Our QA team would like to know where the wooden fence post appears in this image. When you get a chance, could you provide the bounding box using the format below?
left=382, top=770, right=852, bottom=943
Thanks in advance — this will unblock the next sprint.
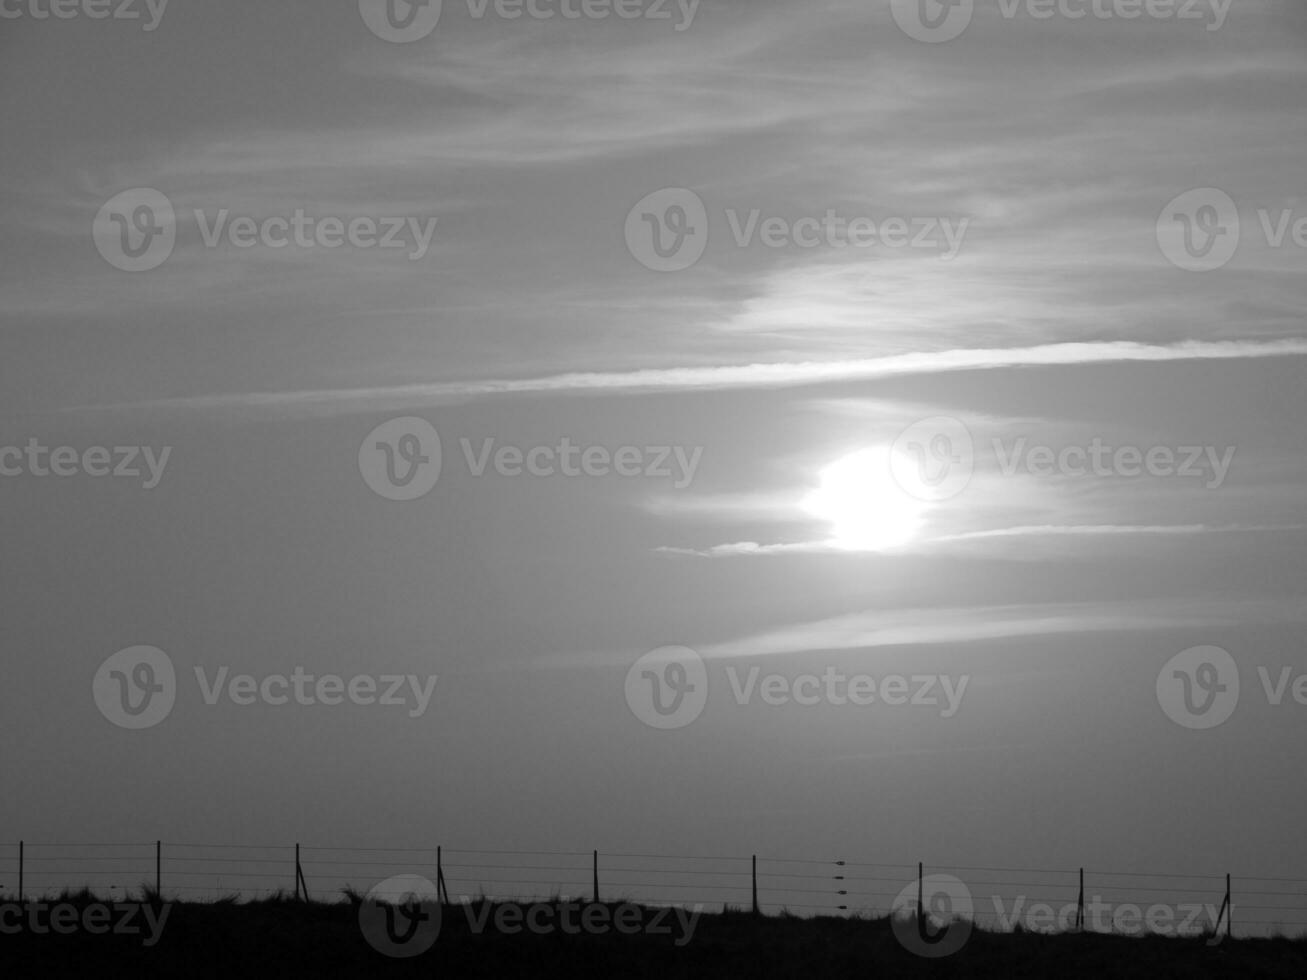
left=17, top=841, right=22, bottom=902
left=917, top=862, right=924, bottom=925
left=592, top=850, right=599, bottom=904
left=1226, top=873, right=1232, bottom=941
left=437, top=846, right=451, bottom=904
left=751, top=855, right=759, bottom=915
left=1076, top=868, right=1084, bottom=931
left=156, top=840, right=161, bottom=895
left=1208, top=872, right=1232, bottom=944
left=294, top=844, right=309, bottom=901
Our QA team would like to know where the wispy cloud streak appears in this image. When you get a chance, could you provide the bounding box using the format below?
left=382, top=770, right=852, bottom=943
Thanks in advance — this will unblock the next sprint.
left=526, top=596, right=1307, bottom=669
left=658, top=524, right=1307, bottom=559
left=98, top=339, right=1307, bottom=414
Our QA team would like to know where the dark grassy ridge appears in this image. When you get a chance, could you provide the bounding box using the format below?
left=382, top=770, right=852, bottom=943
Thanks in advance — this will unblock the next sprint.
left=1, top=891, right=1305, bottom=978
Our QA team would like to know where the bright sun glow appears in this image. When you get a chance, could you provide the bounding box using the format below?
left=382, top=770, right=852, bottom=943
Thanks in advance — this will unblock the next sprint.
left=801, top=447, right=926, bottom=551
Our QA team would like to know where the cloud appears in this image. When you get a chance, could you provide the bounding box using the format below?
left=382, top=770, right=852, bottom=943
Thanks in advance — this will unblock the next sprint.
left=699, top=597, right=1307, bottom=660
left=526, top=595, right=1307, bottom=668
left=657, top=524, right=1307, bottom=559
left=929, top=523, right=1307, bottom=542
left=657, top=540, right=842, bottom=558
left=94, top=339, right=1307, bottom=415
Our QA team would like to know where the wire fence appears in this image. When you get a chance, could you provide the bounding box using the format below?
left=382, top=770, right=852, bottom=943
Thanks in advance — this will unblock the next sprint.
left=1, top=841, right=1305, bottom=938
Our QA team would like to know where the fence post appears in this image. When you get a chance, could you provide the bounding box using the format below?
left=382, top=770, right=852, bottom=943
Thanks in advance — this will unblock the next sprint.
left=592, top=850, right=599, bottom=904
left=437, top=846, right=450, bottom=904
left=294, top=844, right=309, bottom=901
left=917, top=862, right=924, bottom=925
left=752, top=855, right=759, bottom=915
left=1076, top=868, right=1084, bottom=931
left=17, top=841, right=22, bottom=902
left=1208, top=872, right=1232, bottom=944
left=156, top=840, right=161, bottom=895
left=1226, top=873, right=1232, bottom=941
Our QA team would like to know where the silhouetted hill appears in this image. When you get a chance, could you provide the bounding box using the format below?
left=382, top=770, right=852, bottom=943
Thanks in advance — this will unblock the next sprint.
left=1, top=892, right=1303, bottom=978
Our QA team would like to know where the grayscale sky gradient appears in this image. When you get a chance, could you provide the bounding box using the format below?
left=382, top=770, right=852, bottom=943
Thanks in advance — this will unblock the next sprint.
left=2, top=0, right=1306, bottom=881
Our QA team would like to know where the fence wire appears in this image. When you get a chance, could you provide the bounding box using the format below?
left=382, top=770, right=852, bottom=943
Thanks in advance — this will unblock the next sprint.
left=1, top=842, right=1304, bottom=937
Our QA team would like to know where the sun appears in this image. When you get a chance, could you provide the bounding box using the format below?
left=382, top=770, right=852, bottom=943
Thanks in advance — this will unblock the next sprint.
left=801, top=447, right=926, bottom=551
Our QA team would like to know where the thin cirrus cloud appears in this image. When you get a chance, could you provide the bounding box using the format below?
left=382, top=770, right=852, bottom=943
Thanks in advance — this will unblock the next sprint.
left=102, top=338, right=1307, bottom=414
left=7, top=0, right=1305, bottom=403
left=655, top=525, right=1307, bottom=561
left=696, top=596, right=1307, bottom=662
left=526, top=595, right=1307, bottom=669
left=927, top=524, right=1307, bottom=542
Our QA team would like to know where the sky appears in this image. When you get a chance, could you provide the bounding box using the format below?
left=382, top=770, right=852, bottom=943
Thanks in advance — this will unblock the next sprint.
left=2, top=0, right=1307, bottom=911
